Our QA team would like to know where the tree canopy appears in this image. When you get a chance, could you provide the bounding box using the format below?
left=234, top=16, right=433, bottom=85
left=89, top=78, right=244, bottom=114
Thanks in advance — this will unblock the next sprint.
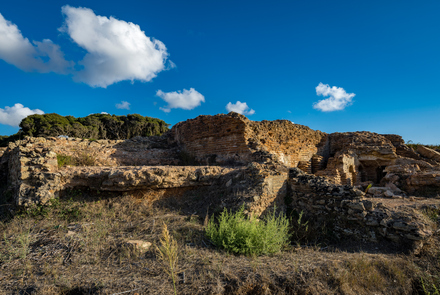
left=0, top=113, right=169, bottom=146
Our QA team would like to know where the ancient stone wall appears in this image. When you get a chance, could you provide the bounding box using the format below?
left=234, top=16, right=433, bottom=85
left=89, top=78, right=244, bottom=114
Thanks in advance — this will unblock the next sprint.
left=171, top=113, right=252, bottom=165
left=288, top=168, right=434, bottom=251
left=6, top=138, right=60, bottom=206
left=382, top=134, right=422, bottom=160
left=171, top=112, right=327, bottom=168
left=314, top=132, right=400, bottom=186
left=3, top=136, right=179, bottom=206
left=417, top=145, right=440, bottom=163
left=4, top=138, right=238, bottom=206
left=245, top=119, right=327, bottom=168
left=32, top=136, right=179, bottom=166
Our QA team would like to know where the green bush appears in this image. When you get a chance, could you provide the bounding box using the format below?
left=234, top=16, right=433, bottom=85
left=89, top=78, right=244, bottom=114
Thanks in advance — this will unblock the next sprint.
left=205, top=206, right=290, bottom=256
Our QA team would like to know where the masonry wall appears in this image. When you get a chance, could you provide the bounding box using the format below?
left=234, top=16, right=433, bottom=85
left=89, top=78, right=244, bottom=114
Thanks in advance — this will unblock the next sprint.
left=288, top=168, right=433, bottom=250
left=172, top=112, right=327, bottom=168
left=245, top=120, right=327, bottom=168
left=172, top=113, right=252, bottom=164
left=8, top=136, right=180, bottom=167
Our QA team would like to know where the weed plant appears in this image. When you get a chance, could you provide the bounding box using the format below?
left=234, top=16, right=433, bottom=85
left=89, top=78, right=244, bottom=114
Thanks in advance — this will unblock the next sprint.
left=422, top=207, right=440, bottom=223
left=57, top=152, right=100, bottom=167
left=205, top=206, right=290, bottom=256
left=421, top=278, right=440, bottom=295
left=156, top=222, right=179, bottom=295
left=57, top=154, right=73, bottom=167
left=290, top=210, right=309, bottom=245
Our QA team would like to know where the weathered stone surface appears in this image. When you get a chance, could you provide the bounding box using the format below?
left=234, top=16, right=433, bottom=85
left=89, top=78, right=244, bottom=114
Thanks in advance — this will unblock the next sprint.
left=418, top=145, right=440, bottom=162
left=61, top=166, right=235, bottom=191
left=171, top=112, right=327, bottom=168
left=125, top=240, right=152, bottom=252
left=382, top=134, right=423, bottom=160
left=406, top=171, right=440, bottom=189
left=368, top=187, right=389, bottom=196
left=287, top=167, right=435, bottom=249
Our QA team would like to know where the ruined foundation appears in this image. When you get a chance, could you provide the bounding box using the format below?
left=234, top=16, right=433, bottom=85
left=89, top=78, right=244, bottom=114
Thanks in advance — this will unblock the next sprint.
left=1, top=112, right=440, bottom=251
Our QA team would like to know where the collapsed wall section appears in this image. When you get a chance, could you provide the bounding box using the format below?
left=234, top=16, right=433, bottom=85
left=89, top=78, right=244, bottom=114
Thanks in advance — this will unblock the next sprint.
left=288, top=168, right=434, bottom=251
left=245, top=119, right=327, bottom=168
left=315, top=132, right=399, bottom=186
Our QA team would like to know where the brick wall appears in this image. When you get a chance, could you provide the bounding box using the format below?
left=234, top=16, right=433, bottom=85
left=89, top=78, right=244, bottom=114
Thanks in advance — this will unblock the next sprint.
left=172, top=112, right=327, bottom=167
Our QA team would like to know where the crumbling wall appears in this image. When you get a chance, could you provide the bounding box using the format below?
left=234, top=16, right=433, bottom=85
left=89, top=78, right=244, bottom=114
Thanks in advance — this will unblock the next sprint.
left=6, top=139, right=237, bottom=205
left=288, top=168, right=434, bottom=251
left=171, top=112, right=327, bottom=167
left=314, top=132, right=399, bottom=186
left=4, top=136, right=289, bottom=210
left=245, top=120, right=327, bottom=168
left=6, top=138, right=60, bottom=206
left=417, top=145, right=440, bottom=163
left=34, top=136, right=179, bottom=166
left=3, top=136, right=178, bottom=206
left=382, top=134, right=423, bottom=160
left=171, top=113, right=252, bottom=165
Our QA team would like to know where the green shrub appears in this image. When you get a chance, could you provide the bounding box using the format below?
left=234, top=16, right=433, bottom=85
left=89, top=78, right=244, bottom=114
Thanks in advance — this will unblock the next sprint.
left=205, top=206, right=290, bottom=256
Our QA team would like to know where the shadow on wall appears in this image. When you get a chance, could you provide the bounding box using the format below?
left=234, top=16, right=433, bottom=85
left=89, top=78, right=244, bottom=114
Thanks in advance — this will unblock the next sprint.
left=358, top=161, right=388, bottom=185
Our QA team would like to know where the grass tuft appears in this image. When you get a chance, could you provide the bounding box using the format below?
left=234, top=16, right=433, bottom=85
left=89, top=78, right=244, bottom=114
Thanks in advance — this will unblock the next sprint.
left=57, top=154, right=73, bottom=168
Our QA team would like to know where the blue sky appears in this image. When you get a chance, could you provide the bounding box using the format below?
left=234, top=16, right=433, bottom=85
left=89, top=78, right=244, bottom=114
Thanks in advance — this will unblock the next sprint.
left=0, top=0, right=439, bottom=144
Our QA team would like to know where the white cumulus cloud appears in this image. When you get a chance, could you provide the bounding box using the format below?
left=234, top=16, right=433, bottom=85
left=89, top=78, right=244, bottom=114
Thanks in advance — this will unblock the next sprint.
left=0, top=13, right=72, bottom=74
left=115, top=101, right=130, bottom=110
left=0, top=103, right=44, bottom=126
left=60, top=5, right=170, bottom=88
left=0, top=7, right=172, bottom=88
left=226, top=101, right=255, bottom=115
left=313, top=82, right=355, bottom=112
left=157, top=88, right=205, bottom=113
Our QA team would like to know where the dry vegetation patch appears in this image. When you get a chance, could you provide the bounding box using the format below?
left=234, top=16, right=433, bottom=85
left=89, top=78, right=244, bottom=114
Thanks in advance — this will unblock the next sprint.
left=0, top=189, right=439, bottom=294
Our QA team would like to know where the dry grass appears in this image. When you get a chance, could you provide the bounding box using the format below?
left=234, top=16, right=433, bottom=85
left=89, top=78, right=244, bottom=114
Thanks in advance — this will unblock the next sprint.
left=57, top=150, right=118, bottom=168
left=0, top=189, right=439, bottom=294
left=156, top=222, right=179, bottom=295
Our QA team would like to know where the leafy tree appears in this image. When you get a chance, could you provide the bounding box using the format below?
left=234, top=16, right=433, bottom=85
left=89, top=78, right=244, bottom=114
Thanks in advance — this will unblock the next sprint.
left=0, top=113, right=169, bottom=146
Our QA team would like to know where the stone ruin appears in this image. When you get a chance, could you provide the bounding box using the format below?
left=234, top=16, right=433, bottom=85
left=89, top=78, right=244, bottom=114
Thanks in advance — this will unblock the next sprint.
left=1, top=112, right=440, bottom=251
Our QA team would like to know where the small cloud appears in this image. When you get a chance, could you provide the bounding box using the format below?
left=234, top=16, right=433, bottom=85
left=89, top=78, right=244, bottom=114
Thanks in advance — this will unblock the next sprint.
left=115, top=101, right=130, bottom=110
left=0, top=103, right=44, bottom=126
left=226, top=101, right=255, bottom=115
left=313, top=82, right=355, bottom=112
left=156, top=88, right=205, bottom=112
left=167, top=60, right=176, bottom=69
left=0, top=13, right=72, bottom=74
left=287, top=110, right=291, bottom=113
left=101, top=112, right=109, bottom=114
